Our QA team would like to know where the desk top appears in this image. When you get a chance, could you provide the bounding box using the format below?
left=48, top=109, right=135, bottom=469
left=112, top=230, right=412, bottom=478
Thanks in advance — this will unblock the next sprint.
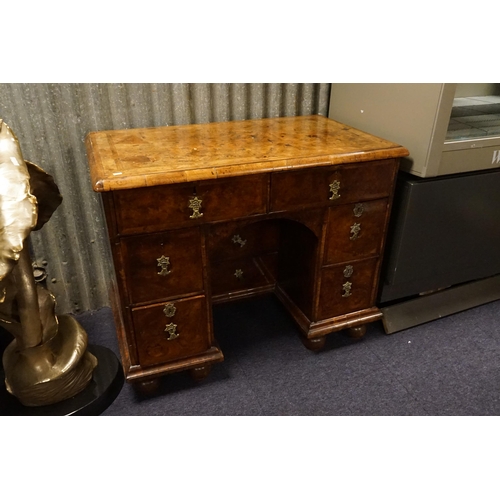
left=86, top=115, right=409, bottom=192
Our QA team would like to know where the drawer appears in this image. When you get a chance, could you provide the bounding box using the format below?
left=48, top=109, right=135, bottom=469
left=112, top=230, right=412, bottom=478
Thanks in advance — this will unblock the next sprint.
left=270, top=165, right=340, bottom=212
left=270, top=159, right=396, bottom=212
left=196, top=174, right=268, bottom=223
left=210, top=257, right=270, bottom=296
left=208, top=219, right=280, bottom=261
left=324, top=199, right=389, bottom=264
left=340, top=160, right=397, bottom=203
left=121, top=227, right=204, bottom=304
left=132, top=295, right=210, bottom=368
left=317, top=258, right=379, bottom=320
left=114, top=183, right=196, bottom=235
left=114, top=174, right=268, bottom=235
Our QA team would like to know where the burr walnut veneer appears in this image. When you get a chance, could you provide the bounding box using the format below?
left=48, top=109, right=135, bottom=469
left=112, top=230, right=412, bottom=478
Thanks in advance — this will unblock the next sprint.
left=86, top=116, right=408, bottom=387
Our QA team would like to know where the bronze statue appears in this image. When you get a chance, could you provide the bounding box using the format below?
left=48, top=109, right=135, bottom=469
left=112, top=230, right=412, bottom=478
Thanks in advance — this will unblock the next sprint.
left=0, top=119, right=97, bottom=406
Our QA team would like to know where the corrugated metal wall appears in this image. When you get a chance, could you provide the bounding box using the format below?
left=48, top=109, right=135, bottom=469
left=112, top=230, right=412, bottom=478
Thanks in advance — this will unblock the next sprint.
left=0, top=83, right=331, bottom=314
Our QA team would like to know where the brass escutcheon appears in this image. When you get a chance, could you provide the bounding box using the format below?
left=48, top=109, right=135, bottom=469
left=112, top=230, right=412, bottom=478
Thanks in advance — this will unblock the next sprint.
left=342, top=281, right=352, bottom=298
left=350, top=223, right=361, bottom=240
left=234, top=269, right=243, bottom=279
left=165, top=322, right=179, bottom=340
left=189, top=196, right=203, bottom=219
left=329, top=180, right=341, bottom=200
left=157, top=255, right=171, bottom=276
left=163, top=303, right=176, bottom=318
left=343, top=265, right=354, bottom=278
left=232, top=234, right=247, bottom=247
left=353, top=203, right=364, bottom=217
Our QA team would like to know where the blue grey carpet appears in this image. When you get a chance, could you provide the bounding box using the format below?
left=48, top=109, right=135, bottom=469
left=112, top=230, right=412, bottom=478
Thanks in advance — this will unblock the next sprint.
left=75, top=295, right=500, bottom=416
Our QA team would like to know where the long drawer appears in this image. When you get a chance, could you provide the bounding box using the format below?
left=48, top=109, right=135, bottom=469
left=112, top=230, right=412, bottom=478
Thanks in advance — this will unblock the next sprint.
left=270, top=159, right=396, bottom=213
left=114, top=174, right=268, bottom=235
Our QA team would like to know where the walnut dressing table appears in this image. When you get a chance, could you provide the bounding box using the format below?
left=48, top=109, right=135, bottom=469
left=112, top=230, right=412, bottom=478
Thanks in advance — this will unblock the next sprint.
left=86, top=115, right=408, bottom=389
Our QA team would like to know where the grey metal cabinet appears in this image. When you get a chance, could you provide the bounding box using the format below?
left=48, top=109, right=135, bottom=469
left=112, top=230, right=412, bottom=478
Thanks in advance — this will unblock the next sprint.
left=329, top=83, right=500, bottom=333
left=329, top=83, right=500, bottom=177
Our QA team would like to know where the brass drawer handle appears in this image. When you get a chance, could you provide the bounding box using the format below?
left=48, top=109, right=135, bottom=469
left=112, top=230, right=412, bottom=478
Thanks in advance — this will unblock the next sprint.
left=329, top=180, right=341, bottom=200
left=342, top=281, right=352, bottom=298
left=234, top=269, right=243, bottom=279
left=189, top=196, right=203, bottom=219
left=163, top=303, right=176, bottom=317
left=343, top=265, right=354, bottom=278
left=165, top=322, right=179, bottom=341
left=157, top=255, right=172, bottom=276
left=163, top=304, right=178, bottom=339
left=232, top=234, right=247, bottom=247
left=350, top=223, right=361, bottom=240
left=353, top=203, right=364, bottom=217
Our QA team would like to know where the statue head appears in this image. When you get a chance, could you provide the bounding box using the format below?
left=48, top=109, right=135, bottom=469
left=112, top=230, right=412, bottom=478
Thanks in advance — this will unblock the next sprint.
left=0, top=119, right=38, bottom=281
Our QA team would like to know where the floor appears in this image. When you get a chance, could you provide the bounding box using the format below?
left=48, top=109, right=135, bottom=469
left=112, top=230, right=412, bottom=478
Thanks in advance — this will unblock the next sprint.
left=76, top=294, right=500, bottom=416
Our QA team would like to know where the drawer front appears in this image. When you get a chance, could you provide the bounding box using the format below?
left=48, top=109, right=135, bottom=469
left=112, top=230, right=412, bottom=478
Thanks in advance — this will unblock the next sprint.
left=270, top=159, right=396, bottom=212
left=132, top=295, right=209, bottom=367
left=210, top=257, right=270, bottom=296
left=324, top=199, right=389, bottom=264
left=338, top=160, right=397, bottom=203
left=114, top=183, right=196, bottom=235
left=208, top=219, right=280, bottom=261
left=196, top=174, right=268, bottom=223
left=270, top=165, right=341, bottom=212
left=114, top=174, right=268, bottom=235
left=122, top=227, right=204, bottom=304
left=317, top=258, right=379, bottom=320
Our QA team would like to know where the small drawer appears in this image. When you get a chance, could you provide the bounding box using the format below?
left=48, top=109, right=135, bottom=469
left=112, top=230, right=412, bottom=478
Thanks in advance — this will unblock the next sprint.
left=270, top=159, right=397, bottom=212
left=324, top=199, right=389, bottom=264
left=317, top=258, right=379, bottom=320
left=210, top=257, right=270, bottom=296
left=208, top=219, right=280, bottom=262
left=121, top=227, right=204, bottom=304
left=132, top=295, right=210, bottom=368
left=114, top=174, right=268, bottom=235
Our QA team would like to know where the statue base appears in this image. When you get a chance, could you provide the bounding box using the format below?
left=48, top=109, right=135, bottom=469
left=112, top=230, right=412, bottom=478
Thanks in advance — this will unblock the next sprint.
left=0, top=345, right=123, bottom=415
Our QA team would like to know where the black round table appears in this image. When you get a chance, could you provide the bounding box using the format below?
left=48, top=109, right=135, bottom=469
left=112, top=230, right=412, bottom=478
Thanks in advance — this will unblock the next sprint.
left=0, top=345, right=124, bottom=416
